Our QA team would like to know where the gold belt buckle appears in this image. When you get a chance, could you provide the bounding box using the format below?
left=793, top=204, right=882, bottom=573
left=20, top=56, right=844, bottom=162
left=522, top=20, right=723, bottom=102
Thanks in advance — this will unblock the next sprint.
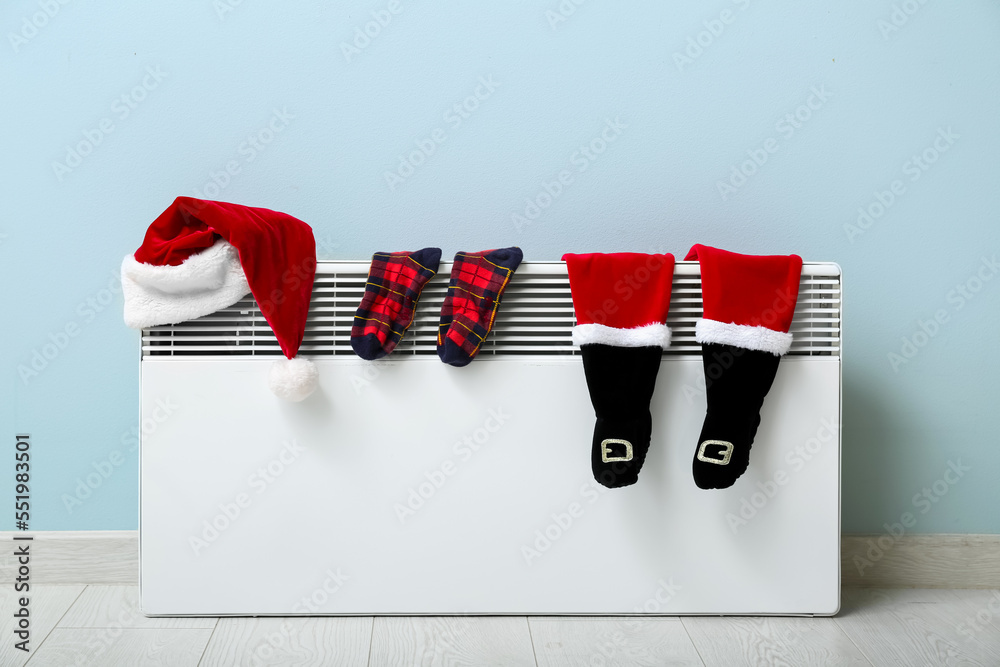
left=697, top=439, right=734, bottom=465
left=600, top=438, right=633, bottom=463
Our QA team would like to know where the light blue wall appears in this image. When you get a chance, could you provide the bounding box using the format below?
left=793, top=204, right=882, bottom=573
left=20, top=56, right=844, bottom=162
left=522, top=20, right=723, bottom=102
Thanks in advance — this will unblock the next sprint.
left=2, top=1, right=998, bottom=533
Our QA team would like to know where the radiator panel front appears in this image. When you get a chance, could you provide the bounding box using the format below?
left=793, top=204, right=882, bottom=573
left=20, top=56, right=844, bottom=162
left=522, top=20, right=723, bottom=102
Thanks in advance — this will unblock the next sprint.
left=140, top=356, right=840, bottom=616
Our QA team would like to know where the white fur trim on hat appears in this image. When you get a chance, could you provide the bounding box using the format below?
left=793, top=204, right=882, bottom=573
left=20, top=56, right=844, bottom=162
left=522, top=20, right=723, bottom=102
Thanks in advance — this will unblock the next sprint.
left=268, top=357, right=318, bottom=401
left=571, top=322, right=671, bottom=349
left=121, top=239, right=250, bottom=329
left=695, top=319, right=793, bottom=356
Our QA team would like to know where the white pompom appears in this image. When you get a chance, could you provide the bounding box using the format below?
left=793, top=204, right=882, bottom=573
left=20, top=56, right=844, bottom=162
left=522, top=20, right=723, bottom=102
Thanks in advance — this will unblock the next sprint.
left=268, top=356, right=318, bottom=402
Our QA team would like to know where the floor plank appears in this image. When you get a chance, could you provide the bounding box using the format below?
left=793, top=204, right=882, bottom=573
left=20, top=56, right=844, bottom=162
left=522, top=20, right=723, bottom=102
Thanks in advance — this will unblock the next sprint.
left=0, top=585, right=85, bottom=667
left=23, top=628, right=212, bottom=667
left=837, top=588, right=1000, bottom=666
left=57, top=585, right=216, bottom=629
left=198, top=616, right=373, bottom=666
left=682, top=615, right=871, bottom=667
left=9, top=586, right=1000, bottom=666
left=370, top=616, right=536, bottom=667
left=530, top=616, right=704, bottom=666
left=946, top=589, right=1000, bottom=640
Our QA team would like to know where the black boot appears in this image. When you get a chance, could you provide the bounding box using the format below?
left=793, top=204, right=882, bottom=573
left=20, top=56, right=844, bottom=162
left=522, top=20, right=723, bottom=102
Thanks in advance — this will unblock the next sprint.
left=692, top=343, right=781, bottom=489
left=581, top=344, right=663, bottom=488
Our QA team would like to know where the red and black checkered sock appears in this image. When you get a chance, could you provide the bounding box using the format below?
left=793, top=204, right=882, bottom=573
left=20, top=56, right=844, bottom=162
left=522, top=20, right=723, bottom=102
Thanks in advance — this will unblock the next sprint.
left=437, top=247, right=523, bottom=367
left=352, top=248, right=442, bottom=360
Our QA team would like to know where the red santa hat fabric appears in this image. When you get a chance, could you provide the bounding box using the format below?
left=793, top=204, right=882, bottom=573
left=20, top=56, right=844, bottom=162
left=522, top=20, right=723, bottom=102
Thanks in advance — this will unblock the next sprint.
left=562, top=252, right=676, bottom=348
left=122, top=196, right=318, bottom=401
left=685, top=244, right=803, bottom=356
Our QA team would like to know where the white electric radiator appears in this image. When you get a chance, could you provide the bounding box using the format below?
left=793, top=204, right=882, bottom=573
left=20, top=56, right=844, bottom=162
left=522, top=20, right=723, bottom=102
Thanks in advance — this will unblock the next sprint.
left=139, top=260, right=842, bottom=616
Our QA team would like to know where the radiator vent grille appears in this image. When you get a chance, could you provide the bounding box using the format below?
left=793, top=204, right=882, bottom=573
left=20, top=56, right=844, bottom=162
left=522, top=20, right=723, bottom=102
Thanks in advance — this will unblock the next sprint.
left=142, top=262, right=841, bottom=359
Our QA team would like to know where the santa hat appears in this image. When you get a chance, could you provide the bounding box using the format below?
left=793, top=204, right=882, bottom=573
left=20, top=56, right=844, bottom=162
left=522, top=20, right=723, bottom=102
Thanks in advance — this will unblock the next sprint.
left=684, top=244, right=803, bottom=490
left=562, top=252, right=676, bottom=488
left=685, top=244, right=803, bottom=356
left=122, top=196, right=319, bottom=402
left=564, top=253, right=675, bottom=349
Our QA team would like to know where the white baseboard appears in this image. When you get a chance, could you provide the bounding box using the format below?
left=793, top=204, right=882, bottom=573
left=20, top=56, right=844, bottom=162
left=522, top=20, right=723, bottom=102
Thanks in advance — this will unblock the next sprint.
left=3, top=531, right=998, bottom=588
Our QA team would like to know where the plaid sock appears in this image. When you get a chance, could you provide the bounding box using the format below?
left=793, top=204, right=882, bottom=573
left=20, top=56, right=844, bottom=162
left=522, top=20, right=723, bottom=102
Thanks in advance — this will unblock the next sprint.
left=437, top=247, right=523, bottom=367
left=352, top=248, right=442, bottom=360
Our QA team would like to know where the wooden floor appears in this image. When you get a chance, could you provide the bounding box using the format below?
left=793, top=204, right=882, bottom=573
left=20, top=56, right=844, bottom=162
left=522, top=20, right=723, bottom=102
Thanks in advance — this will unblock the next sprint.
left=3, top=587, right=999, bottom=666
